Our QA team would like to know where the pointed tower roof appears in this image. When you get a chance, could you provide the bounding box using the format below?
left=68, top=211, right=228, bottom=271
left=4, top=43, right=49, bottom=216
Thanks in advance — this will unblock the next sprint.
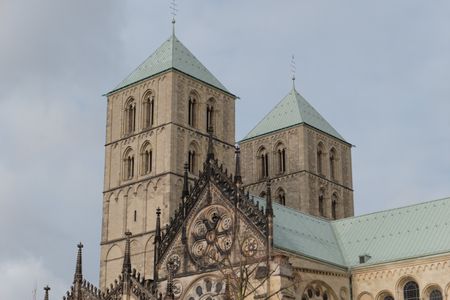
left=242, top=87, right=345, bottom=142
left=109, top=33, right=230, bottom=94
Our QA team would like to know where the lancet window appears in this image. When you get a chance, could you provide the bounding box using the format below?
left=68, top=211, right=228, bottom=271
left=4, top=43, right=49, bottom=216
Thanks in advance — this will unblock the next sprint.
left=124, top=98, right=136, bottom=135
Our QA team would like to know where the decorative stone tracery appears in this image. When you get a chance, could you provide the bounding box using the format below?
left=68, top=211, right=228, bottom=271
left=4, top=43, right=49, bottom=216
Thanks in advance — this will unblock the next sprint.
left=187, top=205, right=234, bottom=268
left=184, top=276, right=225, bottom=300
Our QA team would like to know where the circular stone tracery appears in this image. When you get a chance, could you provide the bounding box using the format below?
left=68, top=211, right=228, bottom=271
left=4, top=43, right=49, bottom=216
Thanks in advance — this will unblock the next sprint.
left=185, top=276, right=225, bottom=300
left=188, top=205, right=234, bottom=268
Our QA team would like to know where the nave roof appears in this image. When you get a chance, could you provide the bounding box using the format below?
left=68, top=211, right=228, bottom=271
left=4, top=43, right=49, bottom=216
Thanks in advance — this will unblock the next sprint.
left=264, top=195, right=450, bottom=267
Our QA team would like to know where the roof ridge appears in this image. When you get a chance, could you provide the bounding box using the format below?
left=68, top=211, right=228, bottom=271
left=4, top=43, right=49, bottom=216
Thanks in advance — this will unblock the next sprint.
left=108, top=34, right=229, bottom=94
left=329, top=218, right=348, bottom=265
left=111, top=37, right=172, bottom=92
left=241, top=86, right=345, bottom=141
left=332, top=196, right=450, bottom=224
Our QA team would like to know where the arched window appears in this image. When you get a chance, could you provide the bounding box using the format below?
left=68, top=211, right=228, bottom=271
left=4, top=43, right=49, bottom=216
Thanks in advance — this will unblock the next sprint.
left=123, top=149, right=135, bottom=180
left=276, top=143, right=287, bottom=174
left=384, top=296, right=394, bottom=300
left=187, top=141, right=200, bottom=175
left=329, top=148, right=336, bottom=180
left=206, top=99, right=215, bottom=131
left=429, top=290, right=442, bottom=300
left=143, top=149, right=152, bottom=174
left=404, top=281, right=419, bottom=300
left=317, top=142, right=324, bottom=175
left=258, top=147, right=269, bottom=179
left=143, top=92, right=154, bottom=128
left=277, top=188, right=286, bottom=206
left=124, top=98, right=136, bottom=135
left=188, top=93, right=197, bottom=127
left=188, top=150, right=196, bottom=173
left=331, top=193, right=338, bottom=219
left=141, top=143, right=153, bottom=175
left=319, top=189, right=325, bottom=217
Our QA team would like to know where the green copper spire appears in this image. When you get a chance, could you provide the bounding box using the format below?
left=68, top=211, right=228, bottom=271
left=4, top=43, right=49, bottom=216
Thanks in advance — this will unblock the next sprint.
left=109, top=32, right=229, bottom=94
left=242, top=84, right=345, bottom=142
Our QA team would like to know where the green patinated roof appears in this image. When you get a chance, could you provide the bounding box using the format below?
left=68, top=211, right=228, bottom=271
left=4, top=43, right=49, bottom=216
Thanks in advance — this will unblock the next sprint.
left=272, top=203, right=346, bottom=266
left=109, top=33, right=229, bottom=94
left=332, top=197, right=450, bottom=267
left=242, top=87, right=345, bottom=141
left=253, top=196, right=450, bottom=268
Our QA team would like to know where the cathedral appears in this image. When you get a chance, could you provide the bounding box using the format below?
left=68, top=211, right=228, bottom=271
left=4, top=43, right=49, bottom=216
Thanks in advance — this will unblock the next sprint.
left=45, top=23, right=450, bottom=300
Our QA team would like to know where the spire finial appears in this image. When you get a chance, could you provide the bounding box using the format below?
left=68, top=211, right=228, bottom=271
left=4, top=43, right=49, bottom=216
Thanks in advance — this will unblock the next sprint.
left=234, top=145, right=242, bottom=186
left=122, top=231, right=132, bottom=275
left=44, top=285, right=50, bottom=300
left=290, top=54, right=296, bottom=89
left=170, top=0, right=178, bottom=36
left=73, top=243, right=83, bottom=284
left=155, top=208, right=161, bottom=240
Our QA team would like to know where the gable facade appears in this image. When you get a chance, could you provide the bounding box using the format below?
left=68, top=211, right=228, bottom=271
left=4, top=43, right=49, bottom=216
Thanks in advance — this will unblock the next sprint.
left=43, top=28, right=450, bottom=300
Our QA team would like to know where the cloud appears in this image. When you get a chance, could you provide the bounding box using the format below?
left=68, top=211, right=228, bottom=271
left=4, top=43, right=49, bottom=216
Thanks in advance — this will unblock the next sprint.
left=0, top=255, right=67, bottom=299
left=0, top=0, right=449, bottom=297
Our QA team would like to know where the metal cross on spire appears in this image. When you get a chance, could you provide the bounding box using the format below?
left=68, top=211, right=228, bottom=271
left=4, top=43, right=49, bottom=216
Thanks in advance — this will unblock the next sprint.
left=290, top=54, right=296, bottom=89
left=170, top=0, right=178, bottom=35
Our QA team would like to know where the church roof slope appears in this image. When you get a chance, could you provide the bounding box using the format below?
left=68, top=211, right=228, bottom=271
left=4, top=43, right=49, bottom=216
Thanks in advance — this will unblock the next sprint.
left=332, top=196, right=450, bottom=267
left=252, top=196, right=346, bottom=266
left=254, top=195, right=450, bottom=268
left=242, top=87, right=345, bottom=142
left=109, top=33, right=229, bottom=94
left=272, top=202, right=346, bottom=266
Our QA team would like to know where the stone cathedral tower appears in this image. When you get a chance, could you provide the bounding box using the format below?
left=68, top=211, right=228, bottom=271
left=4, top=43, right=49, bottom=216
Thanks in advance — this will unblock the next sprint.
left=240, top=82, right=354, bottom=219
left=99, top=30, right=236, bottom=289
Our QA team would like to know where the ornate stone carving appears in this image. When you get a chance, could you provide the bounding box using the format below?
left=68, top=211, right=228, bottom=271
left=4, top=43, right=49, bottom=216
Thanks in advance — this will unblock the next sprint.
left=188, top=205, right=233, bottom=268
left=184, top=276, right=225, bottom=300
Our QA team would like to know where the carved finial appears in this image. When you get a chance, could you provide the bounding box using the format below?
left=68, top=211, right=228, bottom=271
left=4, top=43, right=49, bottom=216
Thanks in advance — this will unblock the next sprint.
left=44, top=285, right=50, bottom=300
left=122, top=231, right=132, bottom=274
left=234, top=145, right=242, bottom=186
left=155, top=208, right=161, bottom=239
left=73, top=243, right=83, bottom=284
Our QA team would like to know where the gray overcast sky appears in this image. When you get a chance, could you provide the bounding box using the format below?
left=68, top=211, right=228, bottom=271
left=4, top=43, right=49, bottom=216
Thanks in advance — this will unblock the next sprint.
left=0, top=1, right=449, bottom=298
